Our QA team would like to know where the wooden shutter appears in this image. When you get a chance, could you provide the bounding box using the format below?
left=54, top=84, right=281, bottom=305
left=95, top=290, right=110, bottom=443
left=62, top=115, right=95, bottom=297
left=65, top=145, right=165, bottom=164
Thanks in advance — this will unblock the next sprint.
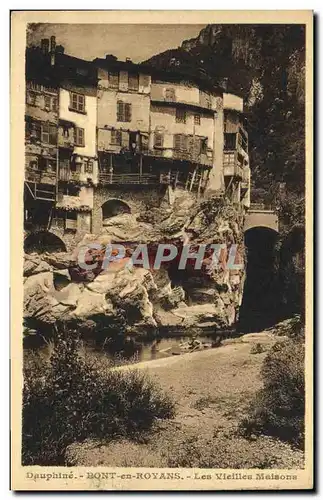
left=109, top=72, right=119, bottom=89
left=117, top=101, right=125, bottom=122
left=174, top=134, right=181, bottom=151
left=49, top=125, right=57, bottom=145
left=41, top=123, right=50, bottom=143
left=111, top=130, right=122, bottom=145
left=128, top=74, right=139, bottom=91
left=76, top=127, right=85, bottom=146
left=121, top=131, right=129, bottom=148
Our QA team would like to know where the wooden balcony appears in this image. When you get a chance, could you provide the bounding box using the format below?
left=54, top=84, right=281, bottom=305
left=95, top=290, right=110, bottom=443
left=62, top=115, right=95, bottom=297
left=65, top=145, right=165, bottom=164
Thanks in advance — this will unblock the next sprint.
left=98, top=172, right=159, bottom=185
left=223, top=151, right=243, bottom=179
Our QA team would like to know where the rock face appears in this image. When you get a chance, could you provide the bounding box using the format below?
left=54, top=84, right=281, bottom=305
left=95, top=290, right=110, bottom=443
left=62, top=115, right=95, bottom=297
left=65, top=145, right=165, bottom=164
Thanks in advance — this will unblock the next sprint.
left=23, top=196, right=246, bottom=338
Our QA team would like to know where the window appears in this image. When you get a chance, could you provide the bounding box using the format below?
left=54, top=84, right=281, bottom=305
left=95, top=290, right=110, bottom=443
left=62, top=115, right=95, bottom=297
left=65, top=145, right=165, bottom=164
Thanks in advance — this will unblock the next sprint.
left=174, top=134, right=188, bottom=152
left=41, top=123, right=57, bottom=145
left=75, top=127, right=85, bottom=147
left=109, top=72, right=119, bottom=89
left=176, top=108, right=186, bottom=124
left=70, top=92, right=85, bottom=113
left=44, top=95, right=58, bottom=112
left=44, top=95, right=51, bottom=109
left=194, top=114, right=201, bottom=125
left=111, top=129, right=122, bottom=145
left=27, top=92, right=37, bottom=106
left=224, top=153, right=235, bottom=164
left=200, top=138, right=207, bottom=154
left=224, top=133, right=237, bottom=151
left=84, top=161, right=93, bottom=174
left=117, top=101, right=132, bottom=122
left=154, top=132, right=164, bottom=148
left=128, top=74, right=139, bottom=91
left=165, top=88, right=176, bottom=101
left=199, top=90, right=212, bottom=109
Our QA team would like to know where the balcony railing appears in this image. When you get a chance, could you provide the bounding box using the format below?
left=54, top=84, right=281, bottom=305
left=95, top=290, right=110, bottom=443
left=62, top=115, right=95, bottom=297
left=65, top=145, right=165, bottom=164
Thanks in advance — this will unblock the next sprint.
left=25, top=167, right=57, bottom=185
left=98, top=172, right=159, bottom=185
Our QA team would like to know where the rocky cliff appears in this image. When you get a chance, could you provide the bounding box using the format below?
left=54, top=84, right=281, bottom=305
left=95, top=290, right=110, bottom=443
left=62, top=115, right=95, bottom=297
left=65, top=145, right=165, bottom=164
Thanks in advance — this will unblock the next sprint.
left=24, top=194, right=245, bottom=341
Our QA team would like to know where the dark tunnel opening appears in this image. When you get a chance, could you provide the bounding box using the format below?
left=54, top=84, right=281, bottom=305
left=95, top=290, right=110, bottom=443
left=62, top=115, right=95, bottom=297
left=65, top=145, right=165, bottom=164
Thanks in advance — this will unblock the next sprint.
left=238, top=226, right=280, bottom=333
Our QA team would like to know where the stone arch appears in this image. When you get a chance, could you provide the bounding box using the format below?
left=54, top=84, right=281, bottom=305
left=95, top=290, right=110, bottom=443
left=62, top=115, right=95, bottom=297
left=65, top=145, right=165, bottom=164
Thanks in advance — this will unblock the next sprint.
left=24, top=231, right=67, bottom=254
left=101, top=199, right=131, bottom=224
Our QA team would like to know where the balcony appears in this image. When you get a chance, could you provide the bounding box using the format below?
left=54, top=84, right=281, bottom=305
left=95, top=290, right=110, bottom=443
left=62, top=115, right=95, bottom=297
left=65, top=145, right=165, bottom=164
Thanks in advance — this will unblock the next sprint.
left=223, top=151, right=243, bottom=179
left=99, top=172, right=159, bottom=185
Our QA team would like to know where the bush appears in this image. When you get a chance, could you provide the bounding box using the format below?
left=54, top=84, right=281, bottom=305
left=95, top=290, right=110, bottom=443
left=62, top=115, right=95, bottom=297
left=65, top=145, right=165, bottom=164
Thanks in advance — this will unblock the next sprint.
left=240, top=338, right=305, bottom=448
left=22, top=329, right=175, bottom=465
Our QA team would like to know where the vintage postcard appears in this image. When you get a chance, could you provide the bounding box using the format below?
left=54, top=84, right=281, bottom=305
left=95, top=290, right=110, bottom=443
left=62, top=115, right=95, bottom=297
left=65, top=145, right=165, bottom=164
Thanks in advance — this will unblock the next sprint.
left=11, top=10, right=313, bottom=491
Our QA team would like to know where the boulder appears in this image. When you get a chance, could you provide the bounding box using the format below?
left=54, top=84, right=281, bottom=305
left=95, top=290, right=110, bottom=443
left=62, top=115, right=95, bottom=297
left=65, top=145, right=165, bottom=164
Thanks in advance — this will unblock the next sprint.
left=42, top=252, right=76, bottom=269
left=71, top=289, right=114, bottom=319
left=52, top=282, right=83, bottom=307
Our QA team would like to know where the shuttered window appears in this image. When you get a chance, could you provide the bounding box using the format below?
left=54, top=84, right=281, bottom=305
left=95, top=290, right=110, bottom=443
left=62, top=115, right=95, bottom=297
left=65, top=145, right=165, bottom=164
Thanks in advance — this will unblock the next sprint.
left=128, top=74, right=139, bottom=91
left=70, top=92, right=85, bottom=112
left=194, top=114, right=201, bottom=125
left=75, top=127, right=85, bottom=147
left=41, top=123, right=57, bottom=145
left=174, top=134, right=188, bottom=151
left=176, top=108, right=186, bottom=124
left=111, top=129, right=122, bottom=145
left=109, top=72, right=119, bottom=89
left=154, top=132, right=164, bottom=148
left=117, top=101, right=132, bottom=122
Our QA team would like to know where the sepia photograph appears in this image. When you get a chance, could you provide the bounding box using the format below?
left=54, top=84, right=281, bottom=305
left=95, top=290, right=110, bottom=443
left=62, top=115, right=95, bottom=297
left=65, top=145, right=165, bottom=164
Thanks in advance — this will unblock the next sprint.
left=10, top=10, right=313, bottom=491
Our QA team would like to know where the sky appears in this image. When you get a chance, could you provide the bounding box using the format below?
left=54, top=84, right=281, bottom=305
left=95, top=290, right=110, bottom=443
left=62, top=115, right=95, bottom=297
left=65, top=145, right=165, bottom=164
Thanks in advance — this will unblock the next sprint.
left=27, top=24, right=206, bottom=63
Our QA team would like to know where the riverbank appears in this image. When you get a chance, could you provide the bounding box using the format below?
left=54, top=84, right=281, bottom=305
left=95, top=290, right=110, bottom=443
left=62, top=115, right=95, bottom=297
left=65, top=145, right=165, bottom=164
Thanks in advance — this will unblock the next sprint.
left=66, top=329, right=304, bottom=468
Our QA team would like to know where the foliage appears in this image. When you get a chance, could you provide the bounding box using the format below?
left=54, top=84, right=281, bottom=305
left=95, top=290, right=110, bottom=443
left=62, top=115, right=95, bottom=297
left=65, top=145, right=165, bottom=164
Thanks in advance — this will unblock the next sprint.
left=240, top=337, right=305, bottom=448
left=22, top=328, right=175, bottom=465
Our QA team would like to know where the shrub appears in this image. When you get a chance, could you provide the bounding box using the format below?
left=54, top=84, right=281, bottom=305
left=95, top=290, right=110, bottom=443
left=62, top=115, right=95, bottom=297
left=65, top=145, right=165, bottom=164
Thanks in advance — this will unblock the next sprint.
left=22, top=329, right=175, bottom=465
left=240, top=339, right=305, bottom=448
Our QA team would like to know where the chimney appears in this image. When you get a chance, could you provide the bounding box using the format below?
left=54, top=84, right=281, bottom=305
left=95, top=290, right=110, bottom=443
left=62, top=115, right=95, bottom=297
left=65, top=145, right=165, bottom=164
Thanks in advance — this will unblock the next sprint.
left=50, top=36, right=56, bottom=53
left=40, top=38, right=49, bottom=55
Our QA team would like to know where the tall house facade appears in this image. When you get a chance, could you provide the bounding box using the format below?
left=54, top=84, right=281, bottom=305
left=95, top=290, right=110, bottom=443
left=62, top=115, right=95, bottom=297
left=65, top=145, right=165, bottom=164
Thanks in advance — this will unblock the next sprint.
left=24, top=38, right=59, bottom=241
left=149, top=74, right=224, bottom=194
left=223, top=93, right=251, bottom=208
left=50, top=52, right=99, bottom=249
